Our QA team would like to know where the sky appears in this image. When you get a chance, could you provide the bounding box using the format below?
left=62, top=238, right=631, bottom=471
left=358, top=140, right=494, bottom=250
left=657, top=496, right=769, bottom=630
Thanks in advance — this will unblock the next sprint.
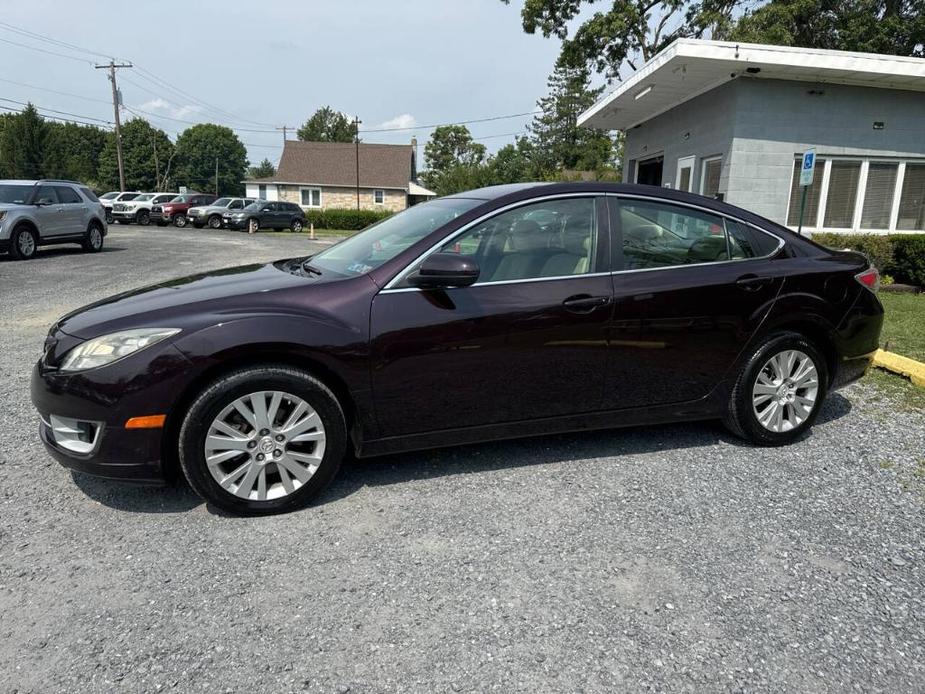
left=0, top=0, right=568, bottom=167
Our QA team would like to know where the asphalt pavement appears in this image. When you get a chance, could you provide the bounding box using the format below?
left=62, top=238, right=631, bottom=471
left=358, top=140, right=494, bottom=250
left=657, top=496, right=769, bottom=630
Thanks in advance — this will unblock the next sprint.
left=1, top=224, right=924, bottom=693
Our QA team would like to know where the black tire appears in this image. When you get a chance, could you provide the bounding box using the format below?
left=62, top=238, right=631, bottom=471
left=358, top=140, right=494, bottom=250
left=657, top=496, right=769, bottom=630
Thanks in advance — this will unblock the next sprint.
left=722, top=331, right=828, bottom=446
left=174, top=214, right=188, bottom=228
left=9, top=225, right=37, bottom=260
left=136, top=210, right=151, bottom=226
left=291, top=218, right=304, bottom=233
left=178, top=365, right=347, bottom=516
left=105, top=210, right=113, bottom=224
left=82, top=222, right=104, bottom=253
left=208, top=214, right=222, bottom=229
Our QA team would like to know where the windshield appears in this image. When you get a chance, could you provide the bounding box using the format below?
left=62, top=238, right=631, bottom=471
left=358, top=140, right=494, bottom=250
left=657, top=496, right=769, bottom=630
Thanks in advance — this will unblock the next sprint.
left=0, top=184, right=34, bottom=204
left=100, top=192, right=119, bottom=200
left=171, top=195, right=189, bottom=203
left=135, top=193, right=154, bottom=202
left=309, top=198, right=481, bottom=277
left=212, top=197, right=232, bottom=207
left=242, top=202, right=265, bottom=211
left=119, top=193, right=140, bottom=201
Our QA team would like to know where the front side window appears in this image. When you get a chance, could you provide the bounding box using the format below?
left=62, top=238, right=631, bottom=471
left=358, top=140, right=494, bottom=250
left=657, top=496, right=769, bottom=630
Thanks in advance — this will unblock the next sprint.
left=154, top=195, right=174, bottom=203
left=311, top=197, right=481, bottom=278
left=620, top=199, right=729, bottom=269
left=212, top=197, right=232, bottom=207
left=438, top=197, right=598, bottom=283
left=228, top=199, right=244, bottom=209
left=35, top=185, right=60, bottom=205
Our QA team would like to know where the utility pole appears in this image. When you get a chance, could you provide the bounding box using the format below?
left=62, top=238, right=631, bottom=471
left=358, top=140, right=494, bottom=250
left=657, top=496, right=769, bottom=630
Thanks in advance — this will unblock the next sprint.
left=276, top=125, right=294, bottom=145
left=214, top=157, right=219, bottom=195
left=152, top=133, right=160, bottom=190
left=355, top=115, right=361, bottom=210
left=95, top=60, right=133, bottom=191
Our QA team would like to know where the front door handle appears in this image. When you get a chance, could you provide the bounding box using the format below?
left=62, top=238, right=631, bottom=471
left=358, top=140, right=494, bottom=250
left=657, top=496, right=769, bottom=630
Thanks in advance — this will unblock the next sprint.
left=735, top=274, right=773, bottom=292
left=563, top=294, right=612, bottom=312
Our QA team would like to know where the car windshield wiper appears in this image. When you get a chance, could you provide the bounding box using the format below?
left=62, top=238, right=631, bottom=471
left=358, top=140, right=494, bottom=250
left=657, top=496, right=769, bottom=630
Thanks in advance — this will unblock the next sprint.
left=301, top=260, right=323, bottom=276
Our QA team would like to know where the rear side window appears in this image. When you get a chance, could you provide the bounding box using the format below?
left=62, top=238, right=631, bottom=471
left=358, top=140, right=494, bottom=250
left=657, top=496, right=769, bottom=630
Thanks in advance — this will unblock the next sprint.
left=727, top=221, right=781, bottom=258
left=79, top=187, right=99, bottom=202
left=55, top=186, right=82, bottom=204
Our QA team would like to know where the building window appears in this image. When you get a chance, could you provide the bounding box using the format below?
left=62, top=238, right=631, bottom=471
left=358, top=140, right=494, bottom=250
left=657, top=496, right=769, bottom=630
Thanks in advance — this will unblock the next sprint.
left=300, top=187, right=322, bottom=208
left=676, top=157, right=694, bottom=192
left=787, top=156, right=925, bottom=232
left=700, top=157, right=722, bottom=198
left=373, top=189, right=385, bottom=205
left=897, top=163, right=925, bottom=231
left=258, top=184, right=267, bottom=199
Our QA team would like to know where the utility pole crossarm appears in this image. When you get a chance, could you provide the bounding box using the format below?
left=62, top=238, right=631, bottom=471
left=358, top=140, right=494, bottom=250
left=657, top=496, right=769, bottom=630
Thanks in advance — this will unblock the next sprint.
left=95, top=61, right=133, bottom=191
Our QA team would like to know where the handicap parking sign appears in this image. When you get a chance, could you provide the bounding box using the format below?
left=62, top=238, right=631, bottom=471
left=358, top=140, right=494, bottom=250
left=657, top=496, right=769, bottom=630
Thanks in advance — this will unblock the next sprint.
left=799, top=149, right=816, bottom=186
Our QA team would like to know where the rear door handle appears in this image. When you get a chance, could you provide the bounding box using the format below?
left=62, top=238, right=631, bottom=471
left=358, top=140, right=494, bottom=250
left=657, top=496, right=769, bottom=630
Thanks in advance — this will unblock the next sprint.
left=735, top=274, right=773, bottom=291
left=562, top=294, right=612, bottom=312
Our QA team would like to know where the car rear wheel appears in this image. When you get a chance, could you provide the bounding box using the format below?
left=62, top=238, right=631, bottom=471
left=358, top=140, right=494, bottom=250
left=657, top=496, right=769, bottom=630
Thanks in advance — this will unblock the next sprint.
left=136, top=210, right=151, bottom=226
left=9, top=226, right=37, bottom=260
left=82, top=222, right=104, bottom=253
left=105, top=210, right=113, bottom=224
left=178, top=365, right=346, bottom=515
left=208, top=214, right=222, bottom=229
left=174, top=214, right=188, bottom=228
left=291, top=218, right=304, bottom=233
left=723, top=332, right=827, bottom=446
left=248, top=218, right=259, bottom=234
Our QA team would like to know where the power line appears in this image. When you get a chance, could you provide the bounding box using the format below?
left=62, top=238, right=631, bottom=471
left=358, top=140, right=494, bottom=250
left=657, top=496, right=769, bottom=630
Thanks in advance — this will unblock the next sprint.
left=0, top=21, right=117, bottom=61
left=0, top=98, right=113, bottom=125
left=360, top=111, right=540, bottom=134
left=0, top=77, right=112, bottom=105
left=0, top=103, right=112, bottom=129
left=0, top=35, right=93, bottom=64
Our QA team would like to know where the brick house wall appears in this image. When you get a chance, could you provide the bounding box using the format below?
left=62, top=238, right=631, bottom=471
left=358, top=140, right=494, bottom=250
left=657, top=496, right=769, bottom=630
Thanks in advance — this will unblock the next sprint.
left=277, top=185, right=406, bottom=213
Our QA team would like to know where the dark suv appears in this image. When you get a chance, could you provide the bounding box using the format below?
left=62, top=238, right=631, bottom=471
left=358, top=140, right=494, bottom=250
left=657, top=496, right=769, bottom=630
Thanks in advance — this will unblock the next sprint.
left=223, top=201, right=306, bottom=233
left=151, top=194, right=218, bottom=228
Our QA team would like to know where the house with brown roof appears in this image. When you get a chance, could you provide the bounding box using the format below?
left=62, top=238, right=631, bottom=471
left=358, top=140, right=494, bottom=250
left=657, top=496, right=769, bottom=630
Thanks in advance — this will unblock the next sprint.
left=244, top=140, right=436, bottom=213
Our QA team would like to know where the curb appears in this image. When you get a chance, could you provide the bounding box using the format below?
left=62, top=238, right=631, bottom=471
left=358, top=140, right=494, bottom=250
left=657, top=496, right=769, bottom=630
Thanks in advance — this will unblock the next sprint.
left=873, top=349, right=925, bottom=388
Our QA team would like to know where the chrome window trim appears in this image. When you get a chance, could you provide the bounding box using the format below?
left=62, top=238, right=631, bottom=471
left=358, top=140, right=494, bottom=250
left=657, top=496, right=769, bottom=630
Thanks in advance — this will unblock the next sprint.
left=377, top=191, right=786, bottom=294
left=381, top=192, right=602, bottom=291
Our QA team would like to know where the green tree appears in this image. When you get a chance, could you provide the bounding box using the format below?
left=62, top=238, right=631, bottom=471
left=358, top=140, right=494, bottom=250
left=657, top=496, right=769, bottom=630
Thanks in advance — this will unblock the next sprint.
left=248, top=157, right=276, bottom=178
left=174, top=123, right=248, bottom=195
left=297, top=106, right=356, bottom=142
left=484, top=137, right=538, bottom=184
left=98, top=118, right=175, bottom=191
left=0, top=104, right=48, bottom=179
left=529, top=61, right=616, bottom=175
left=43, top=122, right=108, bottom=187
left=503, top=0, right=744, bottom=78
left=422, top=124, right=487, bottom=189
left=730, top=0, right=925, bottom=56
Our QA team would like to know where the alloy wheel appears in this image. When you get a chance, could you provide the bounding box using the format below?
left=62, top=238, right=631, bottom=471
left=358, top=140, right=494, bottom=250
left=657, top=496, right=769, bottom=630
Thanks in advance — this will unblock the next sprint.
left=751, top=349, right=819, bottom=433
left=175, top=215, right=187, bottom=228
left=209, top=215, right=221, bottom=229
left=89, top=227, right=102, bottom=249
left=17, top=230, right=35, bottom=256
left=204, top=390, right=326, bottom=501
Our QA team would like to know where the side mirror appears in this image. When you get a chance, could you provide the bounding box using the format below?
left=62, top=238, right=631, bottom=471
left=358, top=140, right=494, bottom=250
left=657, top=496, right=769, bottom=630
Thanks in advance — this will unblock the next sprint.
left=408, top=252, right=480, bottom=289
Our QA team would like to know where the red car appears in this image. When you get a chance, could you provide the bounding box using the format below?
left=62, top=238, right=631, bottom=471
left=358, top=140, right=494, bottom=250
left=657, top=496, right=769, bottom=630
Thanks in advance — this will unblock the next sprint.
left=151, top=193, right=218, bottom=228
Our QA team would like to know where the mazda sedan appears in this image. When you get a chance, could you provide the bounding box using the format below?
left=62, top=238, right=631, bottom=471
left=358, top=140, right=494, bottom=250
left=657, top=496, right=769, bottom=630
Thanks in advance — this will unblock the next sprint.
left=32, top=183, right=884, bottom=515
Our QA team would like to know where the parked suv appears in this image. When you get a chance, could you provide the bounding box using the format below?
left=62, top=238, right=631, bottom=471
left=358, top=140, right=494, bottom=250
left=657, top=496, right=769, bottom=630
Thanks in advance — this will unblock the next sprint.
left=111, top=193, right=177, bottom=226
left=0, top=179, right=107, bottom=260
left=151, top=194, right=218, bottom=228
left=99, top=191, right=142, bottom=224
left=223, top=201, right=306, bottom=233
left=187, top=197, right=256, bottom=229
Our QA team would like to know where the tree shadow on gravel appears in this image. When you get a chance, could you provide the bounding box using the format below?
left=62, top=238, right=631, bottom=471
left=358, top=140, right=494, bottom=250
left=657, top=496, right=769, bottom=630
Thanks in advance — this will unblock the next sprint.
left=0, top=246, right=125, bottom=262
left=70, top=392, right=853, bottom=515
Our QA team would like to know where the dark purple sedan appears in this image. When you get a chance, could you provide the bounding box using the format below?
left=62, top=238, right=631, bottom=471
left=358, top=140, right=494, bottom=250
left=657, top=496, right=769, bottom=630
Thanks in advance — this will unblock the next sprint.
left=32, top=182, right=884, bottom=515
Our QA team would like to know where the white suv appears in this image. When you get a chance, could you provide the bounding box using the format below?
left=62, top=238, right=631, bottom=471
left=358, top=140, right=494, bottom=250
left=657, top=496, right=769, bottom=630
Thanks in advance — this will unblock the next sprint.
left=111, top=192, right=177, bottom=226
left=99, top=191, right=143, bottom=224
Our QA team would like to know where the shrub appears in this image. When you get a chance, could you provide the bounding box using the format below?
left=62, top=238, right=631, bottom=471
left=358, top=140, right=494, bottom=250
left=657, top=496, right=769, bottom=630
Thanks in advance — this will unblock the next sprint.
left=302, top=208, right=393, bottom=231
left=811, top=232, right=894, bottom=273
left=891, top=235, right=925, bottom=287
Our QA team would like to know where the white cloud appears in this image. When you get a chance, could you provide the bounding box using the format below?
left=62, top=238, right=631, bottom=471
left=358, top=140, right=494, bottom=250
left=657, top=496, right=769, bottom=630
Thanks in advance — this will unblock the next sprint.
left=375, top=113, right=416, bottom=131
left=138, top=98, right=203, bottom=120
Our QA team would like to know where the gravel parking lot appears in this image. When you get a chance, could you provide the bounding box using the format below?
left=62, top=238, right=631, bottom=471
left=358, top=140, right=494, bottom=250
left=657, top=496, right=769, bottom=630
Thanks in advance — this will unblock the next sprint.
left=1, top=224, right=924, bottom=693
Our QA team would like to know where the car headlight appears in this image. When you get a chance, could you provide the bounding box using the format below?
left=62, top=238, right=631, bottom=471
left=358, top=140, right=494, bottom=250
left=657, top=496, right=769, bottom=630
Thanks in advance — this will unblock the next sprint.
left=59, top=328, right=181, bottom=372
left=0, top=211, right=7, bottom=222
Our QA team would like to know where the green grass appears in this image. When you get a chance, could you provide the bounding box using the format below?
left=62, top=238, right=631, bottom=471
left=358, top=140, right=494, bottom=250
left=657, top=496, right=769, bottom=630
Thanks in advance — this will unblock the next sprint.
left=864, top=368, right=925, bottom=411
left=878, top=292, right=925, bottom=362
left=253, top=229, right=353, bottom=239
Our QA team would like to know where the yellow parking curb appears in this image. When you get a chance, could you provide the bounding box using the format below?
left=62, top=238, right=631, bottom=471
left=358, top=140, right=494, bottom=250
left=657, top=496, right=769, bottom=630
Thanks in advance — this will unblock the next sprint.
left=873, top=349, right=925, bottom=388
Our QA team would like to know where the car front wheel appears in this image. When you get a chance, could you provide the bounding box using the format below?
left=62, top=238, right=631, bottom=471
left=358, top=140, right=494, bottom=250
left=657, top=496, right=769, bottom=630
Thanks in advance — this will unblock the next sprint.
left=9, top=226, right=37, bottom=260
left=208, top=215, right=222, bottom=229
left=723, top=332, right=828, bottom=446
left=136, top=210, right=151, bottom=226
left=174, top=215, right=188, bottom=228
left=178, top=365, right=347, bottom=515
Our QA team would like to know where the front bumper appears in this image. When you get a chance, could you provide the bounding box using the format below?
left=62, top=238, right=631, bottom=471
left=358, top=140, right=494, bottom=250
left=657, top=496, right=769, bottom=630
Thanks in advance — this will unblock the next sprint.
left=112, top=210, right=137, bottom=221
left=224, top=217, right=247, bottom=229
left=31, top=341, right=195, bottom=484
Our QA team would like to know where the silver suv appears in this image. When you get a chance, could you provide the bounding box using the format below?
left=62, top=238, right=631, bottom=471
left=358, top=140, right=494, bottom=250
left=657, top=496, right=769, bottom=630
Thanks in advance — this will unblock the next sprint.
left=187, top=197, right=256, bottom=229
left=0, top=180, right=107, bottom=261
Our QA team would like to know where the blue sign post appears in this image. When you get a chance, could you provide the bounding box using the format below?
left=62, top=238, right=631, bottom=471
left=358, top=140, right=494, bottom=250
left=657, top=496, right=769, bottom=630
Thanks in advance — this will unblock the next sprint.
left=797, top=148, right=816, bottom=235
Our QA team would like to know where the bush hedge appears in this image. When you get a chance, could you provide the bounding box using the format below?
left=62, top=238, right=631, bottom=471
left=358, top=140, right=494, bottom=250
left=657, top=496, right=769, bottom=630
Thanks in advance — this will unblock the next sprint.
left=302, top=208, right=393, bottom=231
left=811, top=232, right=925, bottom=287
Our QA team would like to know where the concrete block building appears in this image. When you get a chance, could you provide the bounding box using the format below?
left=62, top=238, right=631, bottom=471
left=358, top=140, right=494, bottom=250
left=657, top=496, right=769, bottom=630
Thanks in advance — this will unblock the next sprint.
left=579, top=40, right=925, bottom=234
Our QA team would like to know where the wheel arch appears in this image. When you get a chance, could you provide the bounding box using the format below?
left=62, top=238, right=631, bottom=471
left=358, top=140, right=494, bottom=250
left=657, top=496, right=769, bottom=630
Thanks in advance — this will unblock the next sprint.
left=752, top=318, right=838, bottom=387
left=13, top=218, right=40, bottom=240
left=160, top=344, right=360, bottom=482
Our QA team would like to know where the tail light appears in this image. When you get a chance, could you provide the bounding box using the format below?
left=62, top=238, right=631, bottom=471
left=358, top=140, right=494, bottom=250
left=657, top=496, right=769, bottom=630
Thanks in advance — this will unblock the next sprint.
left=855, top=266, right=880, bottom=293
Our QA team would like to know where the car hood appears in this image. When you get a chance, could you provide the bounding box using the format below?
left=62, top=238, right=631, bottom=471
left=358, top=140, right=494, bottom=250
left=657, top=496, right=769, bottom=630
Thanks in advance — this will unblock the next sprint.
left=54, top=260, right=333, bottom=339
left=189, top=205, right=225, bottom=214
